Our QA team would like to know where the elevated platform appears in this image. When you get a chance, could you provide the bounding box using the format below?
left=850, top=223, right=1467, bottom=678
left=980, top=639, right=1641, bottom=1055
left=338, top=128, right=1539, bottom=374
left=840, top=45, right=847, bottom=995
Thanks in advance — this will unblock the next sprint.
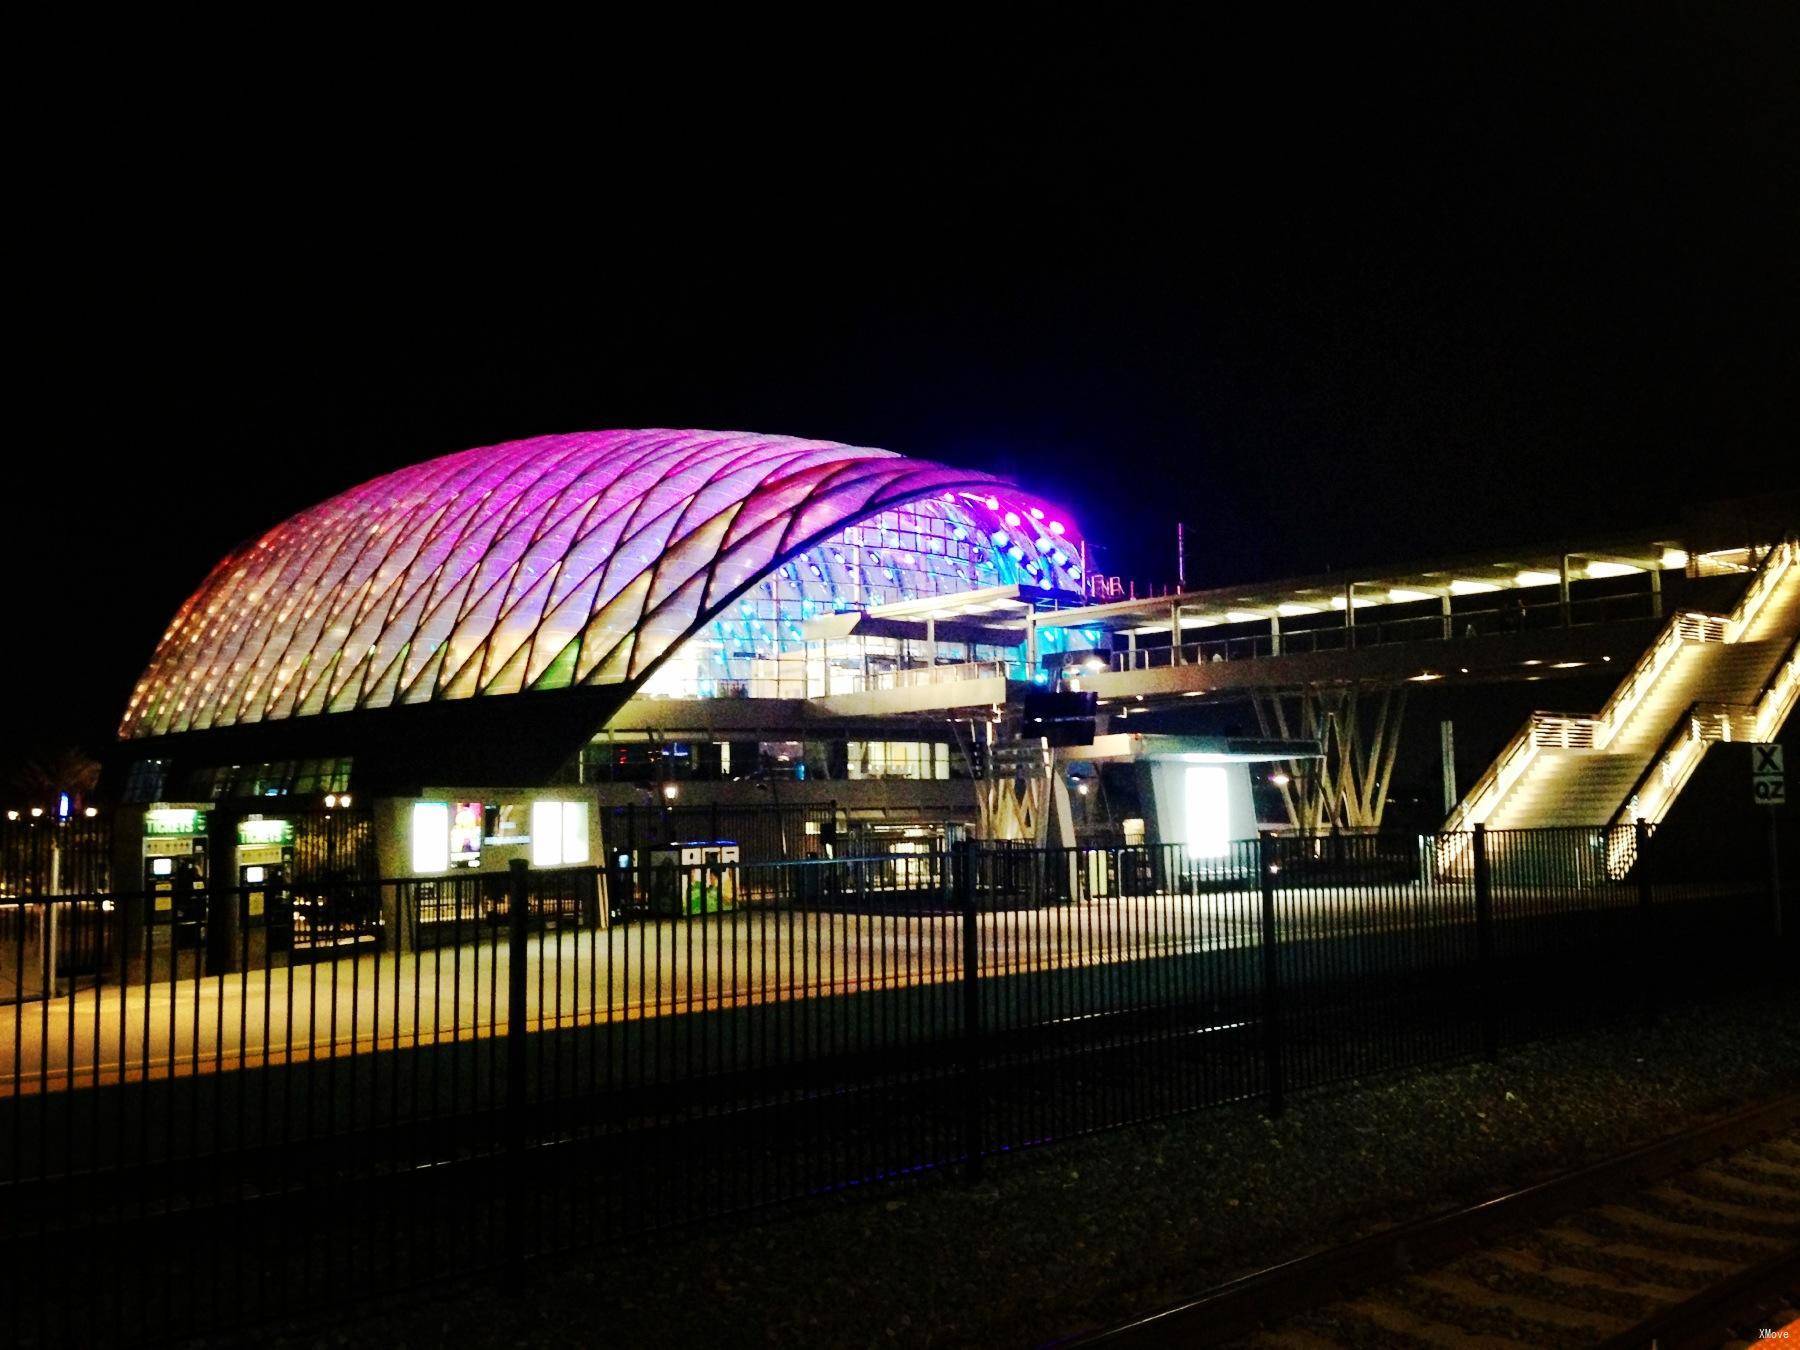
left=1064, top=615, right=1661, bottom=703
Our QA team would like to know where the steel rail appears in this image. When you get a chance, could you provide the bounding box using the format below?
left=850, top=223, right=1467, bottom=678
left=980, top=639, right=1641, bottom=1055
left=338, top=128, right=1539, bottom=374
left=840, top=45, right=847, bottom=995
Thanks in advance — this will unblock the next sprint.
left=1597, top=1242, right=1800, bottom=1349
left=1059, top=1086, right=1800, bottom=1347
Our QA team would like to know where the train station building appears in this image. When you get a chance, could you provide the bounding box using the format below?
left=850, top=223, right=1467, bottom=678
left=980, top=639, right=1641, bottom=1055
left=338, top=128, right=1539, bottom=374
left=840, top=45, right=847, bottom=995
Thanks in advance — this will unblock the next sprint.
left=101, top=428, right=1797, bottom=965
left=106, top=430, right=1306, bottom=950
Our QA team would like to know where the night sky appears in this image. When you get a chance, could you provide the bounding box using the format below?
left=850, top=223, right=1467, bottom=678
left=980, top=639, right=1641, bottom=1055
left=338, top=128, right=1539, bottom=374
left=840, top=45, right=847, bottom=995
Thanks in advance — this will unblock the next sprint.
left=10, top=10, right=1798, bottom=762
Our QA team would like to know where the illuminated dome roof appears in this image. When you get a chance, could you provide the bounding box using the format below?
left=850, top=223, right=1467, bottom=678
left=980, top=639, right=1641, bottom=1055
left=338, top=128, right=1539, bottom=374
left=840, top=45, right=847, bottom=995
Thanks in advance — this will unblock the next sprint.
left=122, top=429, right=1081, bottom=740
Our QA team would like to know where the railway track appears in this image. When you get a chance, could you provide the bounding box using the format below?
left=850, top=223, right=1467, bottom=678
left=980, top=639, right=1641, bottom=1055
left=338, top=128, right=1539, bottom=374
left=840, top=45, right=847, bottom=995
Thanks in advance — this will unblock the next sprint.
left=1070, top=1090, right=1800, bottom=1349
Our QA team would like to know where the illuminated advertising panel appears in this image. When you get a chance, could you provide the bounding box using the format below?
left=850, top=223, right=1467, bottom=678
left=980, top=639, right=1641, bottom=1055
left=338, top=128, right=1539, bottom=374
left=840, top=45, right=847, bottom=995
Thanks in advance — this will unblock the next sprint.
left=1183, top=765, right=1229, bottom=859
left=450, top=801, right=484, bottom=867
left=412, top=802, right=449, bottom=874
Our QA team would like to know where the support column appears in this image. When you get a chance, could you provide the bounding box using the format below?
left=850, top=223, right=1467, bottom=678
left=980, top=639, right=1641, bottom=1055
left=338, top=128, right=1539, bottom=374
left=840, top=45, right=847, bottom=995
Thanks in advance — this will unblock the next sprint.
left=1441, top=719, right=1458, bottom=816
left=1270, top=613, right=1282, bottom=656
left=1344, top=583, right=1357, bottom=648
left=926, top=616, right=938, bottom=670
left=1440, top=594, right=1453, bottom=641
left=1559, top=555, right=1572, bottom=626
left=1649, top=566, right=1663, bottom=620
left=1170, top=603, right=1182, bottom=664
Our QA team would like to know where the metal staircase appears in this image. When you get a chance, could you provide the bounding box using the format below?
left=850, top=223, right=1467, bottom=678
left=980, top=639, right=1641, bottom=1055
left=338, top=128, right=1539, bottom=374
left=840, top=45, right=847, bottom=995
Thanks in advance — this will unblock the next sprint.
left=1440, top=536, right=1800, bottom=875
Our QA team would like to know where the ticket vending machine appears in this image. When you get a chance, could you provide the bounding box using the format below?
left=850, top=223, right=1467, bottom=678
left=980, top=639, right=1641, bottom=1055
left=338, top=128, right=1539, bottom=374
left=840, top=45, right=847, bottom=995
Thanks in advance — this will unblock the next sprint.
left=626, top=842, right=740, bottom=916
left=140, top=806, right=210, bottom=982
left=236, top=817, right=294, bottom=969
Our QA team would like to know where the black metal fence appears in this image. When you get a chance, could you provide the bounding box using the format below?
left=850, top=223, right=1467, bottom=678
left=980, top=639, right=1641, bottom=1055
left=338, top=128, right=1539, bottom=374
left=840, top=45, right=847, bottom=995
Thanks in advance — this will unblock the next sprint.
left=1, top=821, right=1791, bottom=1345
left=0, top=815, right=111, bottom=900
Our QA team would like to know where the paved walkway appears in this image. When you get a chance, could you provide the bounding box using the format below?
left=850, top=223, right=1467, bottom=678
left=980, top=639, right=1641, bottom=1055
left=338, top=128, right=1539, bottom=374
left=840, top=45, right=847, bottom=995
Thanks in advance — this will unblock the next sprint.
left=0, top=879, right=1658, bottom=1095
left=4, top=891, right=1275, bottom=1092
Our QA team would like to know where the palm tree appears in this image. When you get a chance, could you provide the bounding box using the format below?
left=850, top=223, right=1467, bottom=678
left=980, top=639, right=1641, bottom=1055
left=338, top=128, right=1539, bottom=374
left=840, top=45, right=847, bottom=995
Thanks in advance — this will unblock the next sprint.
left=6, top=747, right=102, bottom=812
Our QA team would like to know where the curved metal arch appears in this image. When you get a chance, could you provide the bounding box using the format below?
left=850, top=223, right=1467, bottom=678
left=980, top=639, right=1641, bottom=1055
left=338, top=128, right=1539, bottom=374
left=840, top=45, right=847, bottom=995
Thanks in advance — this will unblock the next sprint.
left=121, top=429, right=1083, bottom=740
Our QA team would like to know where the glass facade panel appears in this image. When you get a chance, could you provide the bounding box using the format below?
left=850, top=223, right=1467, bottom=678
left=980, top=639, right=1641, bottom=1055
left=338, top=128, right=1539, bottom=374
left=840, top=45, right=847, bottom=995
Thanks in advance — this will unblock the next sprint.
left=845, top=742, right=952, bottom=781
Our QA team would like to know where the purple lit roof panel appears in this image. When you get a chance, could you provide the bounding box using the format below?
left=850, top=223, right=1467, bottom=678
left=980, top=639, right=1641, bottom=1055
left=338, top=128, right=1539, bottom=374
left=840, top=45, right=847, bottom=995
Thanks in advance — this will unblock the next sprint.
left=121, top=429, right=1083, bottom=739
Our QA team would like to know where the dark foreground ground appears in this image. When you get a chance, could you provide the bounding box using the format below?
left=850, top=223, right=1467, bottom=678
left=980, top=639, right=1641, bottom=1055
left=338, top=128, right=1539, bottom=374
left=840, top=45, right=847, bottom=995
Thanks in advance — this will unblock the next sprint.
left=224, top=984, right=1800, bottom=1349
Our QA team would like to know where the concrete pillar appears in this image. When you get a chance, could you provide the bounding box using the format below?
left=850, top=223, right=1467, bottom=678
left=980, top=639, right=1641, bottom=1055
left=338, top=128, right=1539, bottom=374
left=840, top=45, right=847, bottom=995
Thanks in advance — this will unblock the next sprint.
left=1170, top=603, right=1183, bottom=664
left=1559, top=555, right=1572, bottom=626
left=373, top=796, right=415, bottom=954
left=1440, top=594, right=1453, bottom=641
left=1126, top=630, right=1137, bottom=670
left=1344, top=583, right=1357, bottom=647
left=926, top=616, right=938, bottom=669
left=380, top=885, right=416, bottom=955
left=1270, top=614, right=1282, bottom=656
left=1649, top=566, right=1663, bottom=620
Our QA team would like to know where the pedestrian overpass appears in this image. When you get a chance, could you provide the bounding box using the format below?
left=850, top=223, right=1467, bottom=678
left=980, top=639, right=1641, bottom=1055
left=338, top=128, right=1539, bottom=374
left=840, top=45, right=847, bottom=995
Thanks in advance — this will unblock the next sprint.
left=604, top=526, right=1797, bottom=847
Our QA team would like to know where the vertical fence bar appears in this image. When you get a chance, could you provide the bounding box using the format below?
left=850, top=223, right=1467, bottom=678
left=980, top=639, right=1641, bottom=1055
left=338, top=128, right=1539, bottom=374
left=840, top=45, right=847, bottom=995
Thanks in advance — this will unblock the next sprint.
left=1635, top=819, right=1655, bottom=1027
left=1258, top=835, right=1284, bottom=1116
left=506, top=857, right=529, bottom=1261
left=956, top=838, right=982, bottom=1181
left=1473, top=825, right=1497, bottom=1061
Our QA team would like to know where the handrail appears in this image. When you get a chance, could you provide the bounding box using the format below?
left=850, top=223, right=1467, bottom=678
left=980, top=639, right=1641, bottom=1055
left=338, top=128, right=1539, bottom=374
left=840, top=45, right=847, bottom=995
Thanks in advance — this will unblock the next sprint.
left=1603, top=628, right=1800, bottom=876
left=1724, top=534, right=1796, bottom=641
left=1755, top=630, right=1800, bottom=740
left=1613, top=552, right=1799, bottom=832
left=1103, top=589, right=1664, bottom=673
left=1442, top=534, right=1795, bottom=856
left=1586, top=538, right=1791, bottom=744
left=870, top=659, right=1010, bottom=690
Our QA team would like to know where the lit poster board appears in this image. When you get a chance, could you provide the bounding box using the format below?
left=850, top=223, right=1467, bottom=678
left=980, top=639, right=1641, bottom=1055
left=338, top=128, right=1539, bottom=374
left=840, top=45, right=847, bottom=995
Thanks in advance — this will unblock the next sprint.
left=487, top=803, right=529, bottom=844
left=450, top=801, right=484, bottom=867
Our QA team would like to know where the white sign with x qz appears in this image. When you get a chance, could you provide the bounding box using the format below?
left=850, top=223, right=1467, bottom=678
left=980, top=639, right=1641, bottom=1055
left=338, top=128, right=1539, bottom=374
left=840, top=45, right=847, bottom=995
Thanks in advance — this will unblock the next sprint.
left=1751, top=743, right=1785, bottom=806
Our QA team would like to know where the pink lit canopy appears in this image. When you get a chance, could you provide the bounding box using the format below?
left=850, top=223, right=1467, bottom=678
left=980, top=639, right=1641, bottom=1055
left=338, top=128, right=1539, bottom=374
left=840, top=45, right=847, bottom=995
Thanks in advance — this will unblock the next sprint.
left=122, top=429, right=1083, bottom=739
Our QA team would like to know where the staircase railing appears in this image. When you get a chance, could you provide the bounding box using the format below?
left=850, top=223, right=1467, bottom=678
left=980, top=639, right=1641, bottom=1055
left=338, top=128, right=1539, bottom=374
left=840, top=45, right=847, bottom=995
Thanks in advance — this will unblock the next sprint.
left=1603, top=628, right=1800, bottom=876
left=1438, top=535, right=1795, bottom=877
left=1441, top=613, right=1717, bottom=844
left=1724, top=534, right=1796, bottom=641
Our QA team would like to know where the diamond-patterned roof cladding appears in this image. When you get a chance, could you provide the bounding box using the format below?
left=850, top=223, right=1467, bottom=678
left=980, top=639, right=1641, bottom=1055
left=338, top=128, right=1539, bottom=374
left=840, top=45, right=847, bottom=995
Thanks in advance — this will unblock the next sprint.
left=121, top=429, right=1081, bottom=739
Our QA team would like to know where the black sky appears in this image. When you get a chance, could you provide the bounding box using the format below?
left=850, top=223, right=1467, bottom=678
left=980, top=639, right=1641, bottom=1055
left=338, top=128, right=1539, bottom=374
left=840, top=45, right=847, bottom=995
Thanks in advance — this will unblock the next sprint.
left=9, top=10, right=1798, bottom=759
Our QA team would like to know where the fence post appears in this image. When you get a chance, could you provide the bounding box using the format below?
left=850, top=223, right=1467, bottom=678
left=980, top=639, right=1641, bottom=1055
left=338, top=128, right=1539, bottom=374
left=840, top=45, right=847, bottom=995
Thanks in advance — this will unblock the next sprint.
left=506, top=856, right=529, bottom=1261
left=956, top=838, right=983, bottom=1180
left=1635, top=820, right=1655, bottom=1026
left=1258, top=836, right=1284, bottom=1117
left=1473, top=824, right=1497, bottom=1061
left=1770, top=808, right=1784, bottom=945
